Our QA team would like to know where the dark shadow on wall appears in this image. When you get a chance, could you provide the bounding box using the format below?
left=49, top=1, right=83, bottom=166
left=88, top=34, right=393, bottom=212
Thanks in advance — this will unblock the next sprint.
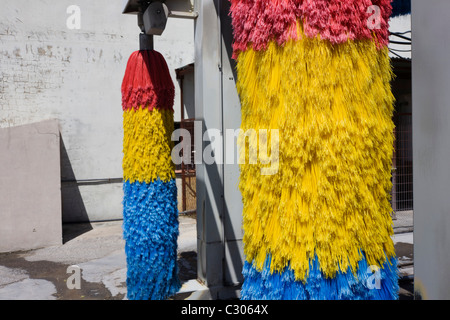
left=218, top=0, right=237, bottom=83
left=60, top=135, right=93, bottom=243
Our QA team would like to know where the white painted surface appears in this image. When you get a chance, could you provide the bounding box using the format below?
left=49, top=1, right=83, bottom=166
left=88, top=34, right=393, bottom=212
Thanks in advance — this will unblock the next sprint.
left=389, top=14, right=412, bottom=60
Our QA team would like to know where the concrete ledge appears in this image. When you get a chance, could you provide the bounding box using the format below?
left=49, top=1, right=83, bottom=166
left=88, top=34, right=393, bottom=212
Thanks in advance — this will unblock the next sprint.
left=0, top=119, right=62, bottom=253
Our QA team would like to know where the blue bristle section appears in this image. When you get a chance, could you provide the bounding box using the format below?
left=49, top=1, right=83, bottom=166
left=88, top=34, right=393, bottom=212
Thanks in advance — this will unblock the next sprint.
left=241, top=253, right=399, bottom=300
left=122, top=179, right=180, bottom=300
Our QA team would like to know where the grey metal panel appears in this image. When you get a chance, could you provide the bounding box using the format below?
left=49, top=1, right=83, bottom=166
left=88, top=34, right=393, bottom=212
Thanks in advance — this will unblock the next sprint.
left=194, top=0, right=225, bottom=287
left=220, top=0, right=244, bottom=285
left=224, top=239, right=244, bottom=286
left=220, top=0, right=243, bottom=242
left=412, top=0, right=450, bottom=300
left=194, top=0, right=244, bottom=289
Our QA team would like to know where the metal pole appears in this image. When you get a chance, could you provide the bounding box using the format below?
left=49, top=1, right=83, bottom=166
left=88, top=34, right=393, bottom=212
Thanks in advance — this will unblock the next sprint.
left=138, top=6, right=153, bottom=51
left=139, top=33, right=154, bottom=50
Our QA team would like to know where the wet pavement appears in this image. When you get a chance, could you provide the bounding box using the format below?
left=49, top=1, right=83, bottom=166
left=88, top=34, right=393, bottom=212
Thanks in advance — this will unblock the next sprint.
left=0, top=211, right=414, bottom=300
left=0, top=215, right=197, bottom=300
left=392, top=210, right=414, bottom=300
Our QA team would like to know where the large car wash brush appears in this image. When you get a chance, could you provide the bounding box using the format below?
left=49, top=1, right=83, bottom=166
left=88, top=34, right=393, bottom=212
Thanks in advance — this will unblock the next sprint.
left=121, top=48, right=180, bottom=300
left=231, top=0, right=399, bottom=300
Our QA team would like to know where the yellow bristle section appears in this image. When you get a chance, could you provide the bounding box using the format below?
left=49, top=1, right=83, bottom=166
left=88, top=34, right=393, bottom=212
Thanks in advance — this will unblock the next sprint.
left=123, top=107, right=175, bottom=183
left=236, top=34, right=396, bottom=280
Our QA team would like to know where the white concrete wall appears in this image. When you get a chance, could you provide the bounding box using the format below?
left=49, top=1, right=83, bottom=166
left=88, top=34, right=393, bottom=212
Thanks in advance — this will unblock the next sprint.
left=0, top=0, right=194, bottom=222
